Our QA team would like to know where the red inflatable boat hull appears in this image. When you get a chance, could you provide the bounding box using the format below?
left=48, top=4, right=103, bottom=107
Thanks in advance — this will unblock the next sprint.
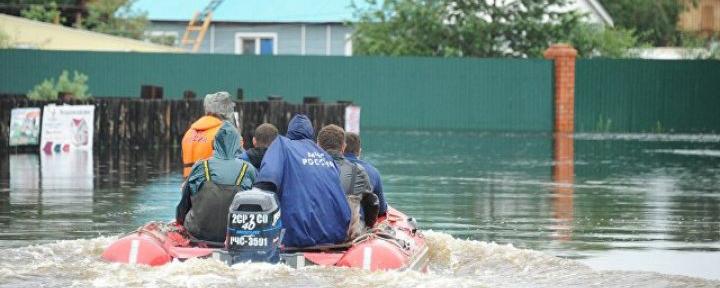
left=102, top=207, right=429, bottom=272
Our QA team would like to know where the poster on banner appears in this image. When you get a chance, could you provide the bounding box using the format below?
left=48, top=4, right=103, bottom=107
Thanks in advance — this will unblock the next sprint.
left=344, top=105, right=361, bottom=134
left=40, top=104, right=95, bottom=153
left=9, top=107, right=41, bottom=146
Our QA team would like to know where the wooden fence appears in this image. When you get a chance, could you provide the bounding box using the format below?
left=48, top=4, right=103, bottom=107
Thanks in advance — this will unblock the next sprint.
left=0, top=97, right=349, bottom=149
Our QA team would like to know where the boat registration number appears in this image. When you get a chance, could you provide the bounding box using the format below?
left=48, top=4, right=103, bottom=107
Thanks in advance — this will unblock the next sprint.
left=228, top=236, right=269, bottom=247
left=231, top=213, right=269, bottom=230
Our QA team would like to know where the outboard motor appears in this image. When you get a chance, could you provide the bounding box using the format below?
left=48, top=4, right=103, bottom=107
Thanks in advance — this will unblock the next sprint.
left=213, top=188, right=283, bottom=265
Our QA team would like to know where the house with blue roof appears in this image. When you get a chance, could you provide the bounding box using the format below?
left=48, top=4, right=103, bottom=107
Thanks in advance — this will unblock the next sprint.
left=135, top=0, right=613, bottom=56
left=135, top=0, right=358, bottom=56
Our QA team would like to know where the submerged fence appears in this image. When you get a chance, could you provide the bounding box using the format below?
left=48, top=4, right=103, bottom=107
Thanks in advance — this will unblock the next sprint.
left=1, top=49, right=719, bottom=133
left=0, top=97, right=348, bottom=148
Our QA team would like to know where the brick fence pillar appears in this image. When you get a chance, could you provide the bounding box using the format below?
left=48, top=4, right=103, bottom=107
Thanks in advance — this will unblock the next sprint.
left=544, top=44, right=577, bottom=134
left=546, top=44, right=576, bottom=240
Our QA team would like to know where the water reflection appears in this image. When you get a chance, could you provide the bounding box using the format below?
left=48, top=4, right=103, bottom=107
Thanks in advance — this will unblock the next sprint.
left=9, top=152, right=93, bottom=211
left=41, top=151, right=94, bottom=214
left=551, top=133, right=574, bottom=241
left=8, top=154, right=39, bottom=201
left=0, top=147, right=182, bottom=245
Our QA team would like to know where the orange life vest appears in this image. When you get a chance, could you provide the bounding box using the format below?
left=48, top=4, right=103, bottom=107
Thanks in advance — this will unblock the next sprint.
left=181, top=116, right=224, bottom=178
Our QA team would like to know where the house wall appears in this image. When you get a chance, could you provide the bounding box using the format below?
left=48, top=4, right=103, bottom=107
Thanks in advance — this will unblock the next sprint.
left=147, top=22, right=353, bottom=55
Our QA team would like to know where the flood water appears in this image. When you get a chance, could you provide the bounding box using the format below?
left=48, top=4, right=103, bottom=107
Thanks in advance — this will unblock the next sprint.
left=0, top=130, right=719, bottom=287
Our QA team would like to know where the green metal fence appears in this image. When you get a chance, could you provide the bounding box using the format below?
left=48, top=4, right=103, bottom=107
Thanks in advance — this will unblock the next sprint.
left=0, top=49, right=553, bottom=131
left=576, top=59, right=720, bottom=133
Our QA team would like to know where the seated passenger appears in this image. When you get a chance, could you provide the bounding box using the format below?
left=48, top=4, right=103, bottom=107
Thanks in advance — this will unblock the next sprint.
left=241, top=123, right=279, bottom=170
left=254, top=115, right=350, bottom=248
left=317, top=125, right=378, bottom=239
left=181, top=92, right=237, bottom=178
left=344, top=132, right=388, bottom=216
left=176, top=121, right=256, bottom=243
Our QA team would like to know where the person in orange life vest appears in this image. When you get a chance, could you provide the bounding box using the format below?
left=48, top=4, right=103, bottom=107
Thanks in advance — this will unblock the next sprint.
left=181, top=92, right=238, bottom=178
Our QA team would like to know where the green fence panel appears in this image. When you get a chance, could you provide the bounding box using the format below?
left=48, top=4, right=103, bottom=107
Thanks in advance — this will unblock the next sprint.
left=0, top=49, right=553, bottom=131
left=576, top=59, right=720, bottom=133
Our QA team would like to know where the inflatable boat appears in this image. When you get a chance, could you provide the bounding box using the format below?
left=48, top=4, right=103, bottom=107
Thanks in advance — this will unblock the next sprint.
left=101, top=190, right=429, bottom=272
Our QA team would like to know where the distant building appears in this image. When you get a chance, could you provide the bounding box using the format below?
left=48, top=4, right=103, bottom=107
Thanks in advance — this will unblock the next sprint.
left=679, top=0, right=720, bottom=37
left=136, top=0, right=614, bottom=56
left=567, top=0, right=614, bottom=27
left=0, top=13, right=181, bottom=53
left=135, top=0, right=356, bottom=56
left=633, top=0, right=720, bottom=60
left=631, top=47, right=711, bottom=60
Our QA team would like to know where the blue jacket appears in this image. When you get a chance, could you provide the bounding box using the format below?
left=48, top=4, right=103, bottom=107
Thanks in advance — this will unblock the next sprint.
left=345, top=153, right=388, bottom=215
left=256, top=115, right=350, bottom=247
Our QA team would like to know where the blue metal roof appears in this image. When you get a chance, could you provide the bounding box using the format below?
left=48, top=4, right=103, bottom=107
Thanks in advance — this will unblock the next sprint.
left=133, top=0, right=366, bottom=23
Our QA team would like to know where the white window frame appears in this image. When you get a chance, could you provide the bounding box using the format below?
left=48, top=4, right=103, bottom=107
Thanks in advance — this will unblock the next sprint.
left=344, top=33, right=353, bottom=56
left=234, top=32, right=278, bottom=55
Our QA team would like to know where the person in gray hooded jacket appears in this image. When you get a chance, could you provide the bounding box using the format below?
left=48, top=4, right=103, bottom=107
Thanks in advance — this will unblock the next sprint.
left=317, top=124, right=379, bottom=240
left=176, top=121, right=256, bottom=243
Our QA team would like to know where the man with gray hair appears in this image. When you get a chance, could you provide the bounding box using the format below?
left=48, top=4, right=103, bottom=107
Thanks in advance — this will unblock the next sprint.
left=181, top=91, right=237, bottom=178
left=203, top=91, right=236, bottom=119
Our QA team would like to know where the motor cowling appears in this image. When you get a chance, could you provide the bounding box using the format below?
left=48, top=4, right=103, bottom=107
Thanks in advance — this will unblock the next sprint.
left=213, top=188, right=283, bottom=265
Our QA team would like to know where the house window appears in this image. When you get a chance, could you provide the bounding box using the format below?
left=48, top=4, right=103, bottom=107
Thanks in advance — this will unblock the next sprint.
left=235, top=33, right=277, bottom=55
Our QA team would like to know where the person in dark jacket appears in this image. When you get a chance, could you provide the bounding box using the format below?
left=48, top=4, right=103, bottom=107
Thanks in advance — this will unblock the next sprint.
left=241, top=123, right=278, bottom=170
left=344, top=132, right=388, bottom=216
left=253, top=115, right=351, bottom=248
left=176, top=121, right=256, bottom=243
left=317, top=125, right=379, bottom=238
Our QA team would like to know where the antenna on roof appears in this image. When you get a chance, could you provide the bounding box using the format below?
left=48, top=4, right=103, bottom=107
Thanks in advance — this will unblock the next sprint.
left=181, top=0, right=225, bottom=52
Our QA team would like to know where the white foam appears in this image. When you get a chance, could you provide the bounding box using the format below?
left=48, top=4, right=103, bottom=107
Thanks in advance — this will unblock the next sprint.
left=0, top=234, right=717, bottom=287
left=645, top=149, right=720, bottom=157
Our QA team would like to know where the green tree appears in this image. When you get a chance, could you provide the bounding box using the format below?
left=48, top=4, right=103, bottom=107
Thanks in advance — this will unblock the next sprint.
left=353, top=0, right=639, bottom=58
left=9, top=0, right=149, bottom=40
left=144, top=34, right=177, bottom=46
left=27, top=70, right=91, bottom=100
left=566, top=23, right=640, bottom=58
left=20, top=1, right=64, bottom=24
left=598, top=0, right=693, bottom=46
left=81, top=0, right=149, bottom=40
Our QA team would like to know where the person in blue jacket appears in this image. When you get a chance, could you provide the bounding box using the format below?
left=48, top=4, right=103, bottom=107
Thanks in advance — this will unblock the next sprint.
left=344, top=132, right=388, bottom=216
left=253, top=114, right=351, bottom=248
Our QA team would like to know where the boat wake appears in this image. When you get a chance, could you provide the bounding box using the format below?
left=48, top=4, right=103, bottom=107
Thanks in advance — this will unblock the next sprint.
left=0, top=232, right=717, bottom=288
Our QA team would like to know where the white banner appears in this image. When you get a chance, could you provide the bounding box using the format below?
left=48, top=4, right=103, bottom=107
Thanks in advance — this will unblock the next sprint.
left=40, top=104, right=95, bottom=153
left=344, top=105, right=361, bottom=134
left=9, top=107, right=41, bottom=146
